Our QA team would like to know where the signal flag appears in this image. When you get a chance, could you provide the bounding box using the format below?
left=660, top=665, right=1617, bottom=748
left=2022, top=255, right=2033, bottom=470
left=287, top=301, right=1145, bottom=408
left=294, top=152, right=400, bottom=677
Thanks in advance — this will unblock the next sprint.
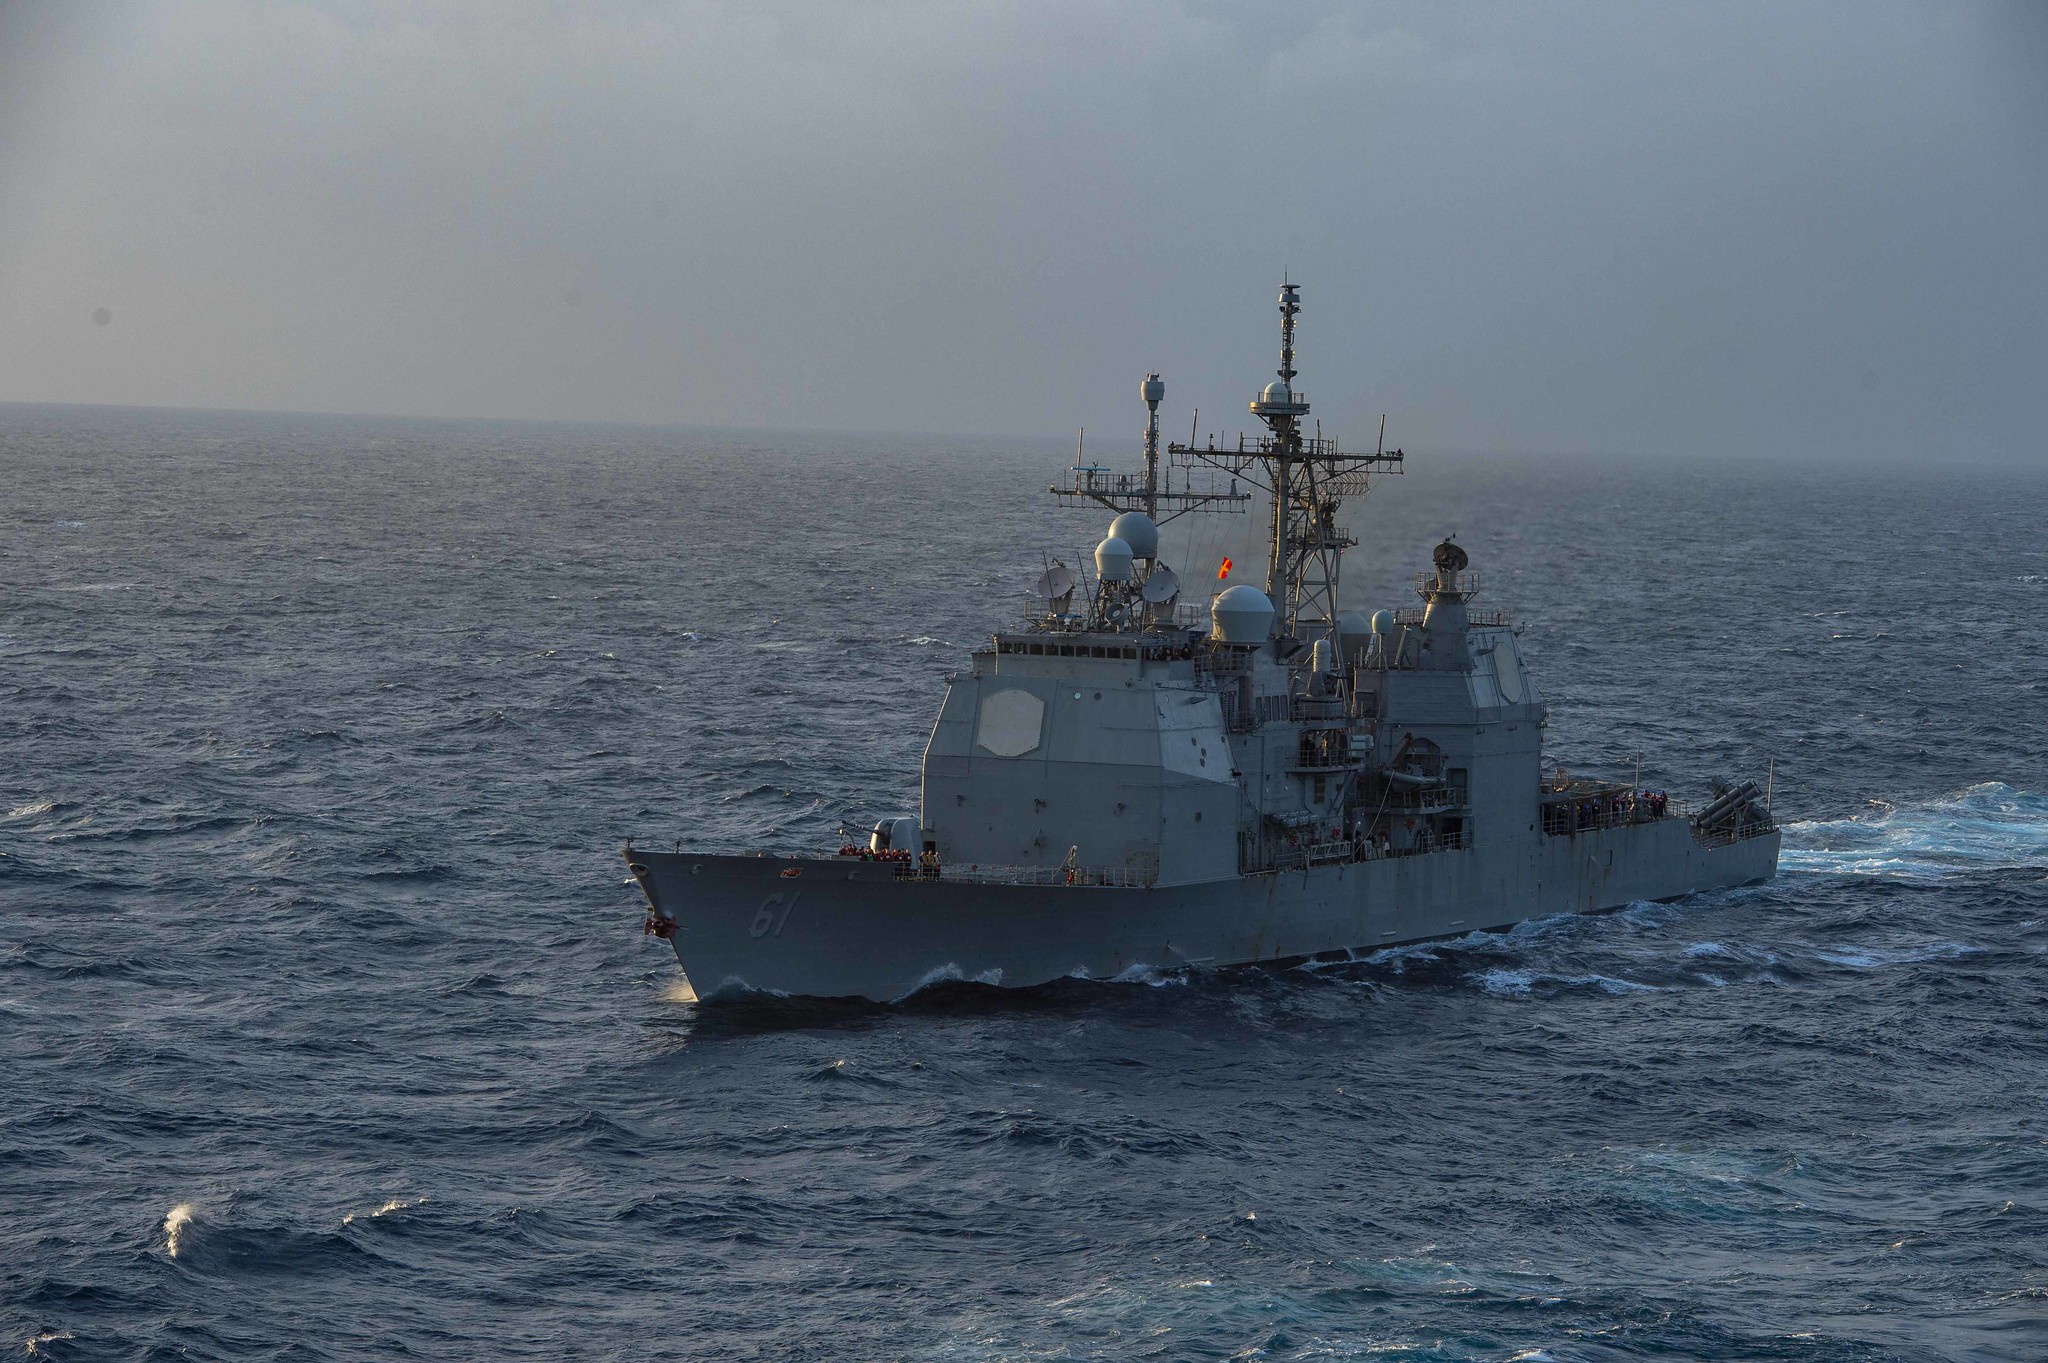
left=1217, top=557, right=1233, bottom=580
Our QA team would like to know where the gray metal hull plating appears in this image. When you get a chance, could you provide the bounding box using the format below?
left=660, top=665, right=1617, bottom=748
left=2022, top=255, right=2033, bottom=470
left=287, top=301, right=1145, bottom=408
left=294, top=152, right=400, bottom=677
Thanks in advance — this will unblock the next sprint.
left=632, top=822, right=1780, bottom=1002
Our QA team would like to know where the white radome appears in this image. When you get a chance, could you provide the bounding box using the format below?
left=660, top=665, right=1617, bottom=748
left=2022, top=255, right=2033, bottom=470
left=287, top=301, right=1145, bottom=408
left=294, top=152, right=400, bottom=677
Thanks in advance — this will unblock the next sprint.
left=1107, top=511, right=1159, bottom=561
left=1095, top=536, right=1135, bottom=583
left=1211, top=583, right=1275, bottom=643
left=1336, top=609, right=1374, bottom=656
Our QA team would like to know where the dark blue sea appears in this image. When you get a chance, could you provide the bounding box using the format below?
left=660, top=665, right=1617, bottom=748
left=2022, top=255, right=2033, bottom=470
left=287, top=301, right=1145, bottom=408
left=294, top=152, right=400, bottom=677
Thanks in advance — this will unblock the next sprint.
left=4, top=402, right=2045, bottom=1361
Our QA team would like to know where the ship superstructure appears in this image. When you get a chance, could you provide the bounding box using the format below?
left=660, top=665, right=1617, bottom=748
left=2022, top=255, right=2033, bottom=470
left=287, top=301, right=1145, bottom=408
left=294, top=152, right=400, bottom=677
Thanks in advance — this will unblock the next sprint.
left=626, top=284, right=1780, bottom=1001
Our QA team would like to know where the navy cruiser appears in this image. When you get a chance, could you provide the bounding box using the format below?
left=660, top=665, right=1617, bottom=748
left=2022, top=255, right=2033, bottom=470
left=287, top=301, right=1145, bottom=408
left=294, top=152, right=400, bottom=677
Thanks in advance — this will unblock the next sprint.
left=626, top=283, right=1779, bottom=1001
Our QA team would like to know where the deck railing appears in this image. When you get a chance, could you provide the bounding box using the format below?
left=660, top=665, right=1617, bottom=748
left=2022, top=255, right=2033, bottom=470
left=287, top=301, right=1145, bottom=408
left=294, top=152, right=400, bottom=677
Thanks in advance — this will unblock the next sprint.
left=1372, top=786, right=1462, bottom=814
left=1692, top=817, right=1778, bottom=848
left=1261, top=826, right=1470, bottom=873
left=933, top=860, right=1157, bottom=888
left=1542, top=799, right=1691, bottom=836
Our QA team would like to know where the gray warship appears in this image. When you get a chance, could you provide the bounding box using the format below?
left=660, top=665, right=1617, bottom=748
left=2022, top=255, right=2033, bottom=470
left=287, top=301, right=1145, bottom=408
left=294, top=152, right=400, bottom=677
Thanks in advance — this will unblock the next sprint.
left=627, top=283, right=1780, bottom=1001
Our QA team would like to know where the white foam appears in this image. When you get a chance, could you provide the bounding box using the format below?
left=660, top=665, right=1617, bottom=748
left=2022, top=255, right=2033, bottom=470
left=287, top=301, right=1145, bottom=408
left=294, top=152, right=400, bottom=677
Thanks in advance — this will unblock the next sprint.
left=7, top=798, right=55, bottom=819
left=1109, top=963, right=1187, bottom=988
left=699, top=974, right=790, bottom=1002
left=1781, top=782, right=2048, bottom=882
left=1362, top=940, right=1443, bottom=972
left=164, top=1202, right=197, bottom=1258
left=1588, top=975, right=1667, bottom=995
left=1474, top=967, right=1535, bottom=996
left=900, top=962, right=967, bottom=996
left=341, top=1197, right=424, bottom=1226
left=1810, top=941, right=1980, bottom=970
left=892, top=962, right=1000, bottom=999
left=1502, top=913, right=1580, bottom=941
left=1472, top=968, right=1666, bottom=997
left=1616, top=899, right=1674, bottom=927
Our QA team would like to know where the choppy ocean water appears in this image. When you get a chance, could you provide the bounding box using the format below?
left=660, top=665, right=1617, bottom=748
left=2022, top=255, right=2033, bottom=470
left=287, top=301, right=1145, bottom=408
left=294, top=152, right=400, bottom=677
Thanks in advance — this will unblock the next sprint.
left=3, top=402, right=2045, bottom=1361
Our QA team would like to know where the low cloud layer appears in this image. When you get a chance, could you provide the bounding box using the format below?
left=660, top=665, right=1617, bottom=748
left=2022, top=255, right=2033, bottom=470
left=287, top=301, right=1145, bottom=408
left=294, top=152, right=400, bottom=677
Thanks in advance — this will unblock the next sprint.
left=2, top=0, right=2042, bottom=459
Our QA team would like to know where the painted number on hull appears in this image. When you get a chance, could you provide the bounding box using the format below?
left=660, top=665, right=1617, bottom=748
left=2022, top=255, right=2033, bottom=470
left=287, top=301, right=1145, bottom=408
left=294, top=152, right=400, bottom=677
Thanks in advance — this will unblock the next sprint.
left=750, top=891, right=799, bottom=939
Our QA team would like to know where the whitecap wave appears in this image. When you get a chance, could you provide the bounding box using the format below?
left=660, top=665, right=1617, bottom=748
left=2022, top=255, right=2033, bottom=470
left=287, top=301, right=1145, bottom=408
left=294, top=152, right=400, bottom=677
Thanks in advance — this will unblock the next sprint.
left=1780, top=782, right=2048, bottom=881
left=1361, top=939, right=1447, bottom=972
left=893, top=963, right=1005, bottom=1000
left=1809, top=941, right=1980, bottom=969
left=164, top=1202, right=198, bottom=1258
left=1108, top=962, right=1189, bottom=988
left=1472, top=968, right=1666, bottom=997
left=698, top=974, right=792, bottom=1002
left=341, top=1197, right=424, bottom=1226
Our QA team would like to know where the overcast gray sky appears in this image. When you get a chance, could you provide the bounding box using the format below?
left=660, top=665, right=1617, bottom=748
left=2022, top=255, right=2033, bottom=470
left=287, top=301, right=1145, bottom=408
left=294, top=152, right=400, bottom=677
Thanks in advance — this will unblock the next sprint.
left=2, top=0, right=2042, bottom=459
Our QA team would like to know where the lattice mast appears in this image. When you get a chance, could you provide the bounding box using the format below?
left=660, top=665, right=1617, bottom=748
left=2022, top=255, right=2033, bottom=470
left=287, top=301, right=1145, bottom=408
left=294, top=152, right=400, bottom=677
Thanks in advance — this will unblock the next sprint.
left=1140, top=372, right=1164, bottom=519
left=1051, top=375, right=1249, bottom=524
left=1170, top=282, right=1404, bottom=638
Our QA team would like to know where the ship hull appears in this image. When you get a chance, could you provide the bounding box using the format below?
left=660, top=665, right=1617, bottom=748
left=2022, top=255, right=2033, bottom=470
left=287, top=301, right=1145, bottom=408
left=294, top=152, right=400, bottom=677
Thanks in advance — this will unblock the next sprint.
left=629, top=822, right=1781, bottom=1003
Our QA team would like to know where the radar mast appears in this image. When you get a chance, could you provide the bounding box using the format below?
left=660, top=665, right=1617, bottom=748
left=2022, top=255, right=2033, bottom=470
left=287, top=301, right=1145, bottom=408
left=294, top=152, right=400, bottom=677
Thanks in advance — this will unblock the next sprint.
left=1172, top=281, right=1404, bottom=639
left=1051, top=374, right=1250, bottom=524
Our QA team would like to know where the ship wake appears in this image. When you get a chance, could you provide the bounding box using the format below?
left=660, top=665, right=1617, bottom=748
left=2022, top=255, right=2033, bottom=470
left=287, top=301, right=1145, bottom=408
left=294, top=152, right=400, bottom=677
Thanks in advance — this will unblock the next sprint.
left=1780, top=782, right=2048, bottom=881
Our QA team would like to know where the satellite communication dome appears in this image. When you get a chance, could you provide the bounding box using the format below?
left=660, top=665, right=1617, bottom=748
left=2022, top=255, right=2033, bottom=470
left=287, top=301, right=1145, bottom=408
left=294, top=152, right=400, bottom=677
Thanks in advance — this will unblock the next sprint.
left=1261, top=381, right=1292, bottom=405
left=1211, top=583, right=1275, bottom=644
left=1336, top=610, right=1373, bottom=655
left=1095, top=536, right=1134, bottom=583
left=1107, top=511, right=1159, bottom=561
left=1370, top=609, right=1396, bottom=635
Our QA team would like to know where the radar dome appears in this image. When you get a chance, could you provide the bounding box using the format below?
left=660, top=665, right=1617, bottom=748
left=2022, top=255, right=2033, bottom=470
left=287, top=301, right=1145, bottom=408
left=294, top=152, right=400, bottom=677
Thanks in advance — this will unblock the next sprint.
left=1336, top=610, right=1373, bottom=656
left=1261, top=381, right=1292, bottom=404
left=1211, top=584, right=1275, bottom=644
left=1370, top=609, right=1395, bottom=635
left=1106, top=511, right=1159, bottom=561
left=1141, top=373, right=1164, bottom=405
left=1094, top=536, right=1134, bottom=583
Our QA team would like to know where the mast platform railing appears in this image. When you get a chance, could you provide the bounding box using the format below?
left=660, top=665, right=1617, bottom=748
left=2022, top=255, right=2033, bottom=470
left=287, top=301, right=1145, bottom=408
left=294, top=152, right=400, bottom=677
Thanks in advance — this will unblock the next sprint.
left=1390, top=605, right=1511, bottom=628
left=1413, top=570, right=1484, bottom=598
